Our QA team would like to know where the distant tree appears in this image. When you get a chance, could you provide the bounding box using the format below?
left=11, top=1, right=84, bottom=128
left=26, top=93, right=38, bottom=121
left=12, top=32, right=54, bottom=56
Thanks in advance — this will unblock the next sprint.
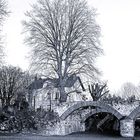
left=23, top=0, right=102, bottom=102
left=88, top=83, right=109, bottom=101
left=119, top=82, right=139, bottom=99
left=0, top=66, right=31, bottom=109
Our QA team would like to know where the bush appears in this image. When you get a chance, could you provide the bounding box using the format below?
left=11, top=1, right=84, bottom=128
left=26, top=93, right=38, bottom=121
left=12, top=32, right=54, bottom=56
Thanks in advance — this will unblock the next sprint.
left=0, top=106, right=59, bottom=133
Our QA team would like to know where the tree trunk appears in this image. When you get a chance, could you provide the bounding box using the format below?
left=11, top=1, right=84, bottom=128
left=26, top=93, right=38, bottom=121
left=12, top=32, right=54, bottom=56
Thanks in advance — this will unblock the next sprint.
left=28, top=90, right=33, bottom=109
left=58, top=68, right=67, bottom=102
left=1, top=99, right=4, bottom=109
left=59, top=86, right=67, bottom=103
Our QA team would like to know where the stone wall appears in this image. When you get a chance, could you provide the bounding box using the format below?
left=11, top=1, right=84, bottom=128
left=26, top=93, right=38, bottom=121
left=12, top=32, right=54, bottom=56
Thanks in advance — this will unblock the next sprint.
left=120, top=119, right=134, bottom=137
left=41, top=113, right=85, bottom=136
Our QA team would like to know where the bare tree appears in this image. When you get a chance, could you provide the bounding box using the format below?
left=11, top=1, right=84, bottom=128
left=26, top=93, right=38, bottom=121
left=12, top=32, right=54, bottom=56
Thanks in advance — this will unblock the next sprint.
left=0, top=66, right=30, bottom=108
left=0, top=0, right=8, bottom=65
left=23, top=0, right=102, bottom=102
left=88, top=83, right=109, bottom=101
left=119, top=82, right=139, bottom=100
left=0, top=0, right=8, bottom=23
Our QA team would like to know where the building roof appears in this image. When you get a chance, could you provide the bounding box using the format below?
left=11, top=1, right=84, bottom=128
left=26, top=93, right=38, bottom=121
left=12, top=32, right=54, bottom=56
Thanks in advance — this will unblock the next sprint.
left=27, top=78, right=46, bottom=90
left=28, top=74, right=85, bottom=91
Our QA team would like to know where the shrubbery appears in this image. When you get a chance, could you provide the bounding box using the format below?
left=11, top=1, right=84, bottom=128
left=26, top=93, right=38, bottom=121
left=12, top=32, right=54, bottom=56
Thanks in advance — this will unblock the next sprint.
left=0, top=99, right=59, bottom=133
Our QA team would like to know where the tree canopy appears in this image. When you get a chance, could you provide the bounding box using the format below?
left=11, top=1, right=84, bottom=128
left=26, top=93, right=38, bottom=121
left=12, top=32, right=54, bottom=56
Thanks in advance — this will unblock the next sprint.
left=23, top=0, right=102, bottom=102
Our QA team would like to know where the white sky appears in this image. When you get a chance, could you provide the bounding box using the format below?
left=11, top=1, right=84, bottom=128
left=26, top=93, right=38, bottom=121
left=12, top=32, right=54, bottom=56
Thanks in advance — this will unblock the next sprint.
left=2, top=0, right=140, bottom=92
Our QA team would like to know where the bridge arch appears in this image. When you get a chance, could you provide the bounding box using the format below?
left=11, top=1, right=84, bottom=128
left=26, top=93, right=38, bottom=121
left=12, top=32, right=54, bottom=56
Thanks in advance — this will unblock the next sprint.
left=81, top=108, right=113, bottom=123
left=128, top=106, right=140, bottom=120
left=60, top=101, right=123, bottom=120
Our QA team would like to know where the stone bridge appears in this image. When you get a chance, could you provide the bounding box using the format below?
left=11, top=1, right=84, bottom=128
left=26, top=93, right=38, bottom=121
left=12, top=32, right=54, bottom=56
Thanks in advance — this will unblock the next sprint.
left=46, top=101, right=140, bottom=137
left=60, top=101, right=123, bottom=120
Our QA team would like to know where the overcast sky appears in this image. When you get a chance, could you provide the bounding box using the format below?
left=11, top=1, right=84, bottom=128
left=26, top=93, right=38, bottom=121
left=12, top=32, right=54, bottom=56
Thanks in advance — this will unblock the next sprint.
left=2, top=0, right=140, bottom=92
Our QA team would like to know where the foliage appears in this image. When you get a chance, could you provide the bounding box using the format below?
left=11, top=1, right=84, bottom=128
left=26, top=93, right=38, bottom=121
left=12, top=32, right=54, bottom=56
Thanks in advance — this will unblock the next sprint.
left=23, top=0, right=102, bottom=102
left=0, top=110, right=36, bottom=133
left=0, top=98, right=59, bottom=133
left=34, top=108, right=59, bottom=130
left=126, top=95, right=136, bottom=103
left=0, top=97, right=31, bottom=133
left=101, top=93, right=137, bottom=105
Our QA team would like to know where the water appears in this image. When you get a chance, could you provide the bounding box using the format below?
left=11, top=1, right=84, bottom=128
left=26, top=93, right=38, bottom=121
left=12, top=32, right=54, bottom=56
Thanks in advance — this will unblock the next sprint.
left=0, top=132, right=136, bottom=140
